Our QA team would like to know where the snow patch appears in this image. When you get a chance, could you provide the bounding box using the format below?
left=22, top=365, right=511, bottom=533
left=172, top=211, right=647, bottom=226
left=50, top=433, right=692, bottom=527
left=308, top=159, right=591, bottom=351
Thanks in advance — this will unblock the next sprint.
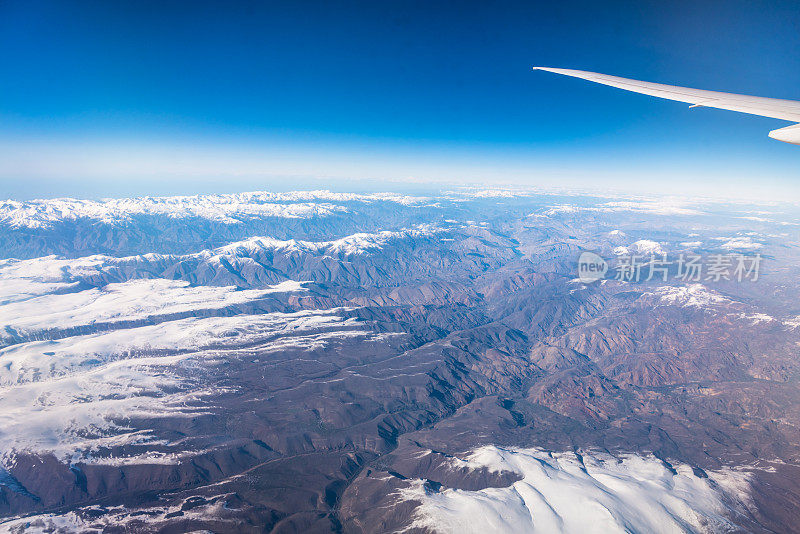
left=401, top=446, right=751, bottom=534
left=0, top=279, right=305, bottom=339
left=0, top=309, right=362, bottom=462
left=648, top=284, right=730, bottom=309
left=715, top=237, right=764, bottom=251
left=738, top=313, right=775, bottom=325
left=613, top=240, right=665, bottom=256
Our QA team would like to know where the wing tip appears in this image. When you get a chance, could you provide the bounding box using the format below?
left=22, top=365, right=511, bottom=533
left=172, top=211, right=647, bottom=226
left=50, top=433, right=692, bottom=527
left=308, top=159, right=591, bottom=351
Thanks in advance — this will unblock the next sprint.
left=532, top=67, right=584, bottom=76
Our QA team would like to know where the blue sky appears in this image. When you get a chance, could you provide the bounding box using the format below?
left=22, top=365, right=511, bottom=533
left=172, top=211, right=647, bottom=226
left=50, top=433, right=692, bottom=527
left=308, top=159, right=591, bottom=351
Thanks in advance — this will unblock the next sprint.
left=1, top=0, right=799, bottom=199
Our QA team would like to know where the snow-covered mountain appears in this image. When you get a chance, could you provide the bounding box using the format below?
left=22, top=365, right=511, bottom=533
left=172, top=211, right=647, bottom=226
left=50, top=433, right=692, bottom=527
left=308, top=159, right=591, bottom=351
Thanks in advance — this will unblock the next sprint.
left=401, top=447, right=752, bottom=533
left=0, top=190, right=432, bottom=229
left=2, top=189, right=800, bottom=532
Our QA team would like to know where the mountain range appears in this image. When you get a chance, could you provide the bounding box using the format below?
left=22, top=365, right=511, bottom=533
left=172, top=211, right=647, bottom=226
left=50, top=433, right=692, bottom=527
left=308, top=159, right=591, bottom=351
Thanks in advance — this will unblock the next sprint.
left=1, top=188, right=800, bottom=533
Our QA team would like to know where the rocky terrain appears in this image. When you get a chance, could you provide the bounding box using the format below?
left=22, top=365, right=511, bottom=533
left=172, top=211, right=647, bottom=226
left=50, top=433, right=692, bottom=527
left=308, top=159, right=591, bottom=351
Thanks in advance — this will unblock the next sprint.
left=1, top=188, right=800, bottom=532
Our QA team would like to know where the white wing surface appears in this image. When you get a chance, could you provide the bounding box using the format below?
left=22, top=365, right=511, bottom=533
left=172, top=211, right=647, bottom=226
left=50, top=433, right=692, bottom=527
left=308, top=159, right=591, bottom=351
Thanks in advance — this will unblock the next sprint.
left=534, top=67, right=800, bottom=145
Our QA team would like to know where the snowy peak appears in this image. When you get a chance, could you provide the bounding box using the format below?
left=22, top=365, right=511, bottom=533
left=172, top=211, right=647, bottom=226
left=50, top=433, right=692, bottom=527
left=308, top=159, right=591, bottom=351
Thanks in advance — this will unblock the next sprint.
left=0, top=190, right=432, bottom=229
left=402, top=446, right=752, bottom=534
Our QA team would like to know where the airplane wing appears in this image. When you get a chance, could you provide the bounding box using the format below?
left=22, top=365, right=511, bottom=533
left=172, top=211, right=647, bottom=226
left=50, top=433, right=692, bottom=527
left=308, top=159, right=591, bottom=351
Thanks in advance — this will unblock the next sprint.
left=533, top=67, right=800, bottom=145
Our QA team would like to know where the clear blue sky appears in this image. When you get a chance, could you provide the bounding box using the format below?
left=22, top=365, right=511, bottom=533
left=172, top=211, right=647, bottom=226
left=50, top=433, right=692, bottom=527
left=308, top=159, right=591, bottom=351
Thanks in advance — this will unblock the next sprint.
left=1, top=0, right=799, bottom=199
